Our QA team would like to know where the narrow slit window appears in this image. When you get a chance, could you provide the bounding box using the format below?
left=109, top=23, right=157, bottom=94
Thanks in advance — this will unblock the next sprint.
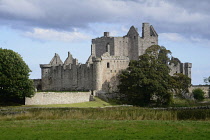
left=106, top=43, right=110, bottom=52
left=107, top=62, right=110, bottom=68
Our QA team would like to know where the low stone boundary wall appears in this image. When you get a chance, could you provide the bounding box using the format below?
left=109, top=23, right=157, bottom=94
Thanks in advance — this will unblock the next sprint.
left=189, top=85, right=210, bottom=98
left=25, top=92, right=91, bottom=105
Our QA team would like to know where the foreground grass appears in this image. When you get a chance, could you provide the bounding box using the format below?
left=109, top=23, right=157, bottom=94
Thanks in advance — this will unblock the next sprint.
left=1, top=107, right=210, bottom=121
left=1, top=99, right=210, bottom=140
left=0, top=119, right=210, bottom=140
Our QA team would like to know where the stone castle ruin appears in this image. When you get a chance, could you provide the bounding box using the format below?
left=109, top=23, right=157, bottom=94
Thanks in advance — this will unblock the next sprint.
left=38, top=23, right=192, bottom=96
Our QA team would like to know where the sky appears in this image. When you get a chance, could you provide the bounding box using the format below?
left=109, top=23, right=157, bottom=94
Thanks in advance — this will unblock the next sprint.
left=0, top=0, right=210, bottom=85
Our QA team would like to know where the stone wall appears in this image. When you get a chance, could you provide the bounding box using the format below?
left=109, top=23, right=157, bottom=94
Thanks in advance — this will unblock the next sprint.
left=92, top=23, right=158, bottom=61
left=25, top=91, right=91, bottom=105
left=168, top=58, right=192, bottom=78
left=140, top=23, right=158, bottom=57
left=92, top=36, right=115, bottom=57
left=32, top=79, right=42, bottom=91
left=99, top=53, right=130, bottom=92
left=40, top=53, right=93, bottom=91
left=189, top=85, right=210, bottom=98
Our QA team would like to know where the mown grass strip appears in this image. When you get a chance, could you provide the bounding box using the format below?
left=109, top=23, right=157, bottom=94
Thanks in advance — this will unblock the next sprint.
left=0, top=120, right=210, bottom=140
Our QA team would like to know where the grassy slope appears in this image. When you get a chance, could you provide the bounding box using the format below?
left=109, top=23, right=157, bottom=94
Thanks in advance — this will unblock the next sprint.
left=0, top=120, right=210, bottom=140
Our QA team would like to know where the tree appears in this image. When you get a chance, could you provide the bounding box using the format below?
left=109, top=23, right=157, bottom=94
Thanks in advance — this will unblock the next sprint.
left=192, top=88, right=205, bottom=101
left=0, top=48, right=35, bottom=104
left=170, top=73, right=191, bottom=97
left=117, top=45, right=173, bottom=106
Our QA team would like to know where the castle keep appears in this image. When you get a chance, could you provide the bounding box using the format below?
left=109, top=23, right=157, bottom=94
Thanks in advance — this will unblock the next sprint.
left=39, top=23, right=192, bottom=94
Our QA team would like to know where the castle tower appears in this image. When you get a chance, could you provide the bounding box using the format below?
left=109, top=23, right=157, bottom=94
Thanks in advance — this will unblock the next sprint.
left=92, top=57, right=102, bottom=91
left=184, top=63, right=192, bottom=78
left=40, top=64, right=51, bottom=91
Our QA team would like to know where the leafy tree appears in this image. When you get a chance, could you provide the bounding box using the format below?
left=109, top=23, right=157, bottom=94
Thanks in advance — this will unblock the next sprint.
left=0, top=48, right=35, bottom=104
left=192, top=88, right=205, bottom=101
left=170, top=73, right=191, bottom=97
left=117, top=45, right=173, bottom=106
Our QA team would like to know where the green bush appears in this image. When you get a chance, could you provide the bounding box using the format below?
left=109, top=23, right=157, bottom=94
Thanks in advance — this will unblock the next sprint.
left=0, top=48, right=35, bottom=104
left=192, top=88, right=205, bottom=101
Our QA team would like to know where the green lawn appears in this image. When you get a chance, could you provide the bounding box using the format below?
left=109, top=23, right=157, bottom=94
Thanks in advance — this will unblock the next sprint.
left=0, top=120, right=210, bottom=140
left=1, top=97, right=210, bottom=139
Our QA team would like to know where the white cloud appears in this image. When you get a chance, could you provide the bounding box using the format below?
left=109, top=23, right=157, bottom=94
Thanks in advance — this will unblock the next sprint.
left=159, top=32, right=210, bottom=47
left=159, top=33, right=187, bottom=42
left=2, top=0, right=207, bottom=28
left=139, top=0, right=210, bottom=24
left=24, top=28, right=91, bottom=42
left=190, top=36, right=210, bottom=46
left=0, top=0, right=210, bottom=41
left=0, top=0, right=44, bottom=19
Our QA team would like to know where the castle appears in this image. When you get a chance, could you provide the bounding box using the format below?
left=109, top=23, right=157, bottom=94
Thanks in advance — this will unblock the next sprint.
left=38, top=23, right=192, bottom=96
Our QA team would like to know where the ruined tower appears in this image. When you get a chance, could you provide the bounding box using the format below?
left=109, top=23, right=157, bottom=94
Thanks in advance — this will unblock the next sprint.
left=91, top=23, right=158, bottom=61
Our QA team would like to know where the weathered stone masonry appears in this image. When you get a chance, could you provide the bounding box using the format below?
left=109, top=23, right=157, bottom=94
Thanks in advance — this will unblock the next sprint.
left=25, top=92, right=91, bottom=105
left=38, top=23, right=192, bottom=96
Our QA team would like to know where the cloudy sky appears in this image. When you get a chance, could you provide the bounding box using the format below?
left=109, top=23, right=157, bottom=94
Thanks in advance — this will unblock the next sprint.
left=0, top=0, right=210, bottom=85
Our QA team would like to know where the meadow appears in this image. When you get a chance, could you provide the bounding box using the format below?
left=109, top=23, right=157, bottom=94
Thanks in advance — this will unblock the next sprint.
left=1, top=98, right=210, bottom=139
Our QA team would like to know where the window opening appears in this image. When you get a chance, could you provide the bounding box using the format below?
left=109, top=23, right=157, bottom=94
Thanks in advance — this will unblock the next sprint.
left=106, top=43, right=110, bottom=52
left=107, top=62, right=110, bottom=68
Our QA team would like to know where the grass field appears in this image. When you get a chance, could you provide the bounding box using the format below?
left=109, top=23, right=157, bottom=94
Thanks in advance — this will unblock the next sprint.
left=1, top=98, right=210, bottom=139
left=0, top=119, right=210, bottom=140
